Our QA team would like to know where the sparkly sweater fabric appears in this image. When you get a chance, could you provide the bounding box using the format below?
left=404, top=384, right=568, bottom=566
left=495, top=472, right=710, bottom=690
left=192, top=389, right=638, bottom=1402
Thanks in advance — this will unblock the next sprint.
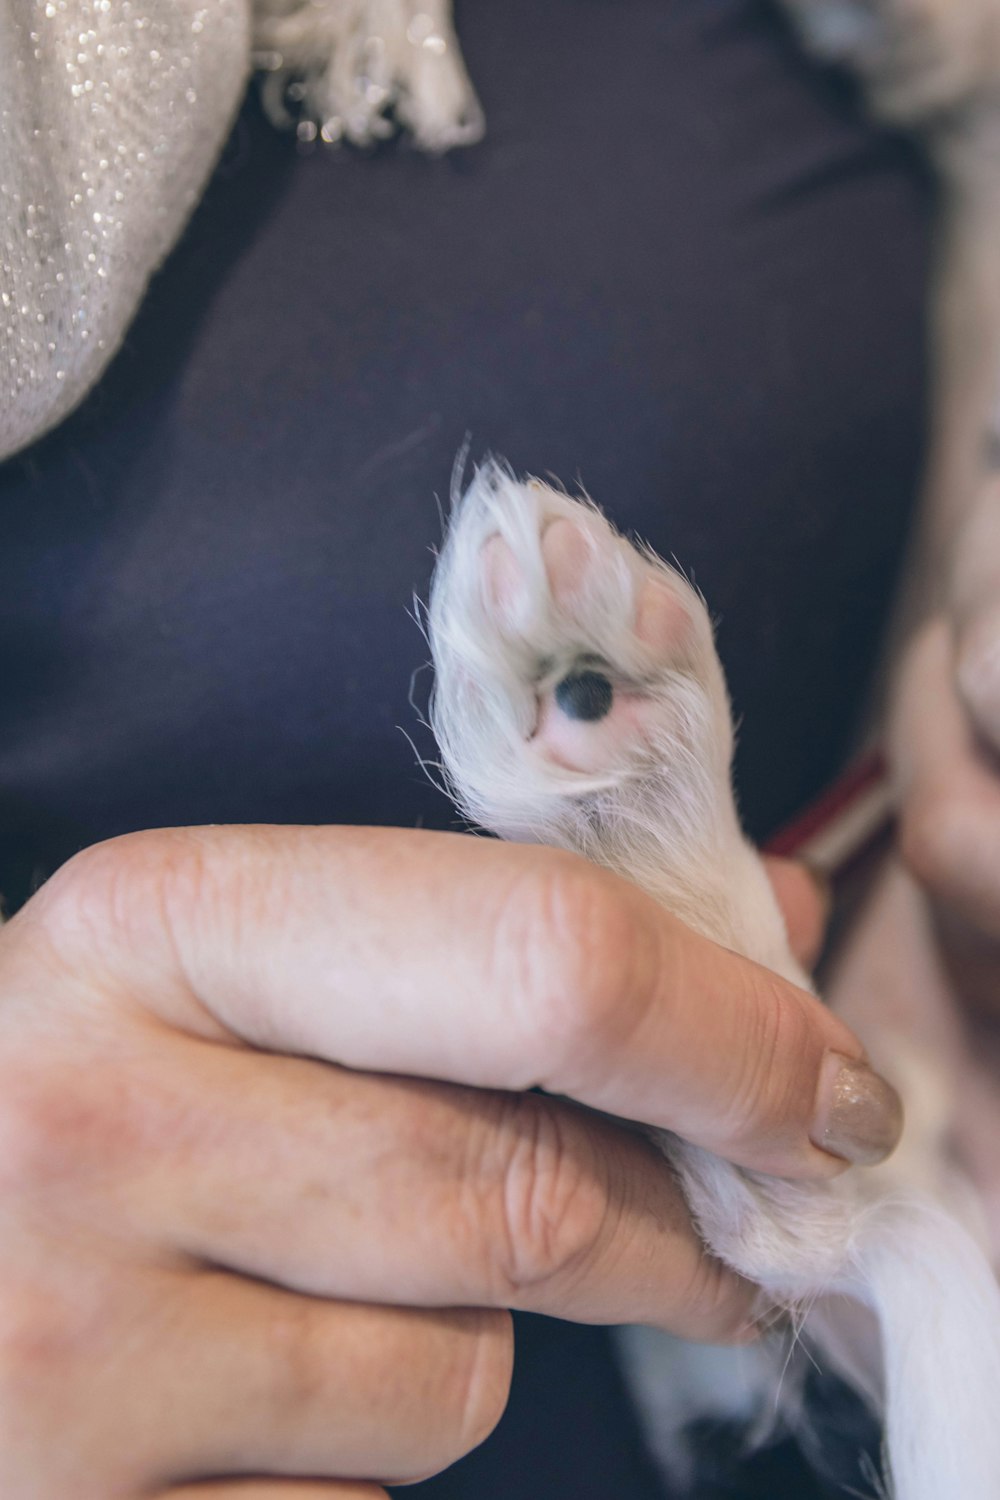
left=0, top=1, right=249, bottom=460
left=0, top=1, right=478, bottom=461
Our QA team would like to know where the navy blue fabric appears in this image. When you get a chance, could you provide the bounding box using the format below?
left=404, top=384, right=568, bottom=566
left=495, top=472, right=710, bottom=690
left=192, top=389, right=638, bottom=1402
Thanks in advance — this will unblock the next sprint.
left=0, top=0, right=931, bottom=1492
left=0, top=0, right=932, bottom=906
left=399, top=1315, right=879, bottom=1500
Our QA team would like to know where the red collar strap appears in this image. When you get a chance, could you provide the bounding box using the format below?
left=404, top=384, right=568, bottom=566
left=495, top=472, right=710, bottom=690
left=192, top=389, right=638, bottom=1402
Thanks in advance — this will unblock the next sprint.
left=763, top=750, right=893, bottom=878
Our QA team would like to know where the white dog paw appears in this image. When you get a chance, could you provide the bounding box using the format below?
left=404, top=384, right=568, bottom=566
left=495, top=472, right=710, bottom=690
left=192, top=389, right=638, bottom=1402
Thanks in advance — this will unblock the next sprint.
left=783, top=0, right=1000, bottom=121
left=481, top=509, right=702, bottom=775
left=427, top=463, right=732, bottom=850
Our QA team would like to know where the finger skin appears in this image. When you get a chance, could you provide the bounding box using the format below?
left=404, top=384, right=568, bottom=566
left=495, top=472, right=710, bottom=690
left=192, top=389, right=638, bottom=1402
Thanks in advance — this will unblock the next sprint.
left=158, top=1486, right=387, bottom=1498
left=99, top=1035, right=753, bottom=1335
left=2, top=1261, right=511, bottom=1492
left=893, top=617, right=1000, bottom=937
left=156, top=1286, right=511, bottom=1485
left=13, top=824, right=868, bottom=1178
left=949, top=474, right=1000, bottom=636
left=947, top=473, right=1000, bottom=752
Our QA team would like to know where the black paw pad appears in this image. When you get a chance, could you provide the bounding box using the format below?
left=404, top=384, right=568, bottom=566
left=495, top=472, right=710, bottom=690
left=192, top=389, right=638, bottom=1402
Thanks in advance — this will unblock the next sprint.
left=554, top=670, right=613, bottom=722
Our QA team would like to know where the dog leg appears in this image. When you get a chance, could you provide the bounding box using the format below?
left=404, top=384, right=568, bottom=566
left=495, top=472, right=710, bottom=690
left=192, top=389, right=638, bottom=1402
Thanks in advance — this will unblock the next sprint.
left=427, top=460, right=1000, bottom=1499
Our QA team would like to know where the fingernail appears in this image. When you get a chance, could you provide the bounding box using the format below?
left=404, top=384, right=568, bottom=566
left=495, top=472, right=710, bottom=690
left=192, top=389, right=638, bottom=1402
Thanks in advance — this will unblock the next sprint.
left=811, top=1053, right=904, bottom=1166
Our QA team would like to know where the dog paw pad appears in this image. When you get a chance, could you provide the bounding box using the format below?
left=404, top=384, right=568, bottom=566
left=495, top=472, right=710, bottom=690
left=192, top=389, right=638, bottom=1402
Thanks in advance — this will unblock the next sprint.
left=429, top=462, right=730, bottom=832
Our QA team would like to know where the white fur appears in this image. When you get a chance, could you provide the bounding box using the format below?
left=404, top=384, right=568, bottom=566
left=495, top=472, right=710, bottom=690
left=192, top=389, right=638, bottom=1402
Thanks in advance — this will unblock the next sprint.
left=426, top=461, right=1000, bottom=1499
left=782, top=0, right=1000, bottom=123
left=252, top=0, right=484, bottom=150
left=781, top=0, right=1000, bottom=564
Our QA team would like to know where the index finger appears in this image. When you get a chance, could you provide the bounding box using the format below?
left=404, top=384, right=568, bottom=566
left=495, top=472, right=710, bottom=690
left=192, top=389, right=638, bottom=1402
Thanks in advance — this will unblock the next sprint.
left=16, top=824, right=896, bottom=1177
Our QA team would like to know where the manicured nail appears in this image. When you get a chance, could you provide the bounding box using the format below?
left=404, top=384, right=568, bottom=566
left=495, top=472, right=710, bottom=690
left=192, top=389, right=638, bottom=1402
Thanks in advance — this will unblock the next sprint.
left=811, top=1053, right=904, bottom=1166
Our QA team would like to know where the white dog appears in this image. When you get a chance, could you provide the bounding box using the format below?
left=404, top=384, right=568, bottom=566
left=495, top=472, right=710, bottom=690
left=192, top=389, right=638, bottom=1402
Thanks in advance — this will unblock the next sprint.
left=425, top=460, right=1000, bottom=1498
left=424, top=8, right=1000, bottom=1488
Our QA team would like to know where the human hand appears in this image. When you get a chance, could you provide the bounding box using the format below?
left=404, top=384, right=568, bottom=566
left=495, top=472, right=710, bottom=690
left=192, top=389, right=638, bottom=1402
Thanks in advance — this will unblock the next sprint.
left=892, top=475, right=1000, bottom=1015
left=822, top=478, right=1000, bottom=1250
left=0, top=824, right=890, bottom=1498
